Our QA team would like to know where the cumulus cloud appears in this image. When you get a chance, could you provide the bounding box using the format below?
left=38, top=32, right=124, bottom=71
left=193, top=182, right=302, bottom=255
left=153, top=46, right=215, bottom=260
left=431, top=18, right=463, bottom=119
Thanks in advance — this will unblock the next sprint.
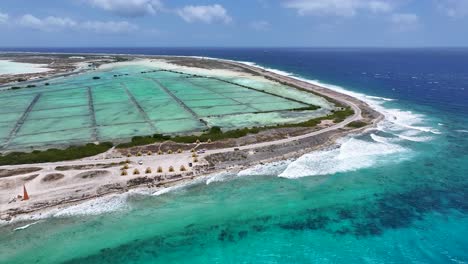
left=0, top=12, right=8, bottom=24
left=19, top=14, right=77, bottom=31
left=84, top=0, right=162, bottom=17
left=17, top=14, right=137, bottom=33
left=82, top=21, right=138, bottom=33
left=283, top=0, right=393, bottom=17
left=436, top=0, right=468, bottom=18
left=390, top=13, right=420, bottom=32
left=177, top=4, right=232, bottom=24
left=250, top=20, right=270, bottom=31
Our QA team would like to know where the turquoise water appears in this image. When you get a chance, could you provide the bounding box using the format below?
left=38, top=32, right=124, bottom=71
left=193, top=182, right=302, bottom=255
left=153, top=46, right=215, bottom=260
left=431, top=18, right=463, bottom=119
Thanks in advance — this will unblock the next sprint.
left=0, top=63, right=324, bottom=150
left=0, top=48, right=467, bottom=263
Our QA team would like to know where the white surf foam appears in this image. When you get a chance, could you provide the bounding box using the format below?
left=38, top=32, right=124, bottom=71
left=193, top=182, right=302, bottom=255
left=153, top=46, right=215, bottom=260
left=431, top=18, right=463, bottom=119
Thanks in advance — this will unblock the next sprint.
left=237, top=160, right=292, bottom=177
left=397, top=134, right=433, bottom=142
left=153, top=175, right=209, bottom=195
left=3, top=194, right=130, bottom=225
left=370, top=133, right=394, bottom=144
left=279, top=137, right=409, bottom=178
left=52, top=194, right=129, bottom=217
left=366, top=95, right=395, bottom=101
left=14, top=221, right=41, bottom=231
left=153, top=187, right=177, bottom=196
left=206, top=171, right=237, bottom=185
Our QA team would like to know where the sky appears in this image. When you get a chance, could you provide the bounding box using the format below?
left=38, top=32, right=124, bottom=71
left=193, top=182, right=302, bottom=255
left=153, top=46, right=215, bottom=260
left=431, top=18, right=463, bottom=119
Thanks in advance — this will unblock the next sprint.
left=0, top=0, right=467, bottom=47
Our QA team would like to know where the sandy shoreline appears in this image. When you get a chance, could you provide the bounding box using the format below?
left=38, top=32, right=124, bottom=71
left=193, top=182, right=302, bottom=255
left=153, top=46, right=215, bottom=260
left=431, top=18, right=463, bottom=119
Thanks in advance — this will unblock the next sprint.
left=0, top=54, right=383, bottom=224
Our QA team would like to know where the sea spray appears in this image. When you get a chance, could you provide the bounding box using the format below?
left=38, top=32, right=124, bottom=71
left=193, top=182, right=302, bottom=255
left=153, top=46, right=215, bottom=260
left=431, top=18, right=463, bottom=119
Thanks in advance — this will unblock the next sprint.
left=279, top=136, right=409, bottom=178
left=52, top=194, right=129, bottom=217
left=153, top=174, right=212, bottom=196
left=2, top=194, right=131, bottom=226
left=13, top=221, right=41, bottom=231
left=237, top=160, right=292, bottom=177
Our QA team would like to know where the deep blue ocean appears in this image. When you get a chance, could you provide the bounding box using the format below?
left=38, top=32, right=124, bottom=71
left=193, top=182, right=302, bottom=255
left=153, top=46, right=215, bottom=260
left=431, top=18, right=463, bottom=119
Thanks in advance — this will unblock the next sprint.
left=1, top=48, right=467, bottom=263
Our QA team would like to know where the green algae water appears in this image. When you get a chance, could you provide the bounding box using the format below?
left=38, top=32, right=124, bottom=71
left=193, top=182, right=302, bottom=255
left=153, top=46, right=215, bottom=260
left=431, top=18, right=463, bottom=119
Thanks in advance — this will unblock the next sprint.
left=1, top=48, right=467, bottom=263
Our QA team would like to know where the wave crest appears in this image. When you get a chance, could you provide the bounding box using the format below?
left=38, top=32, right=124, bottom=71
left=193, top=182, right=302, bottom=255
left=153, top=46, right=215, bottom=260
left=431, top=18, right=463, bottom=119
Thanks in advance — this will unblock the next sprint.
left=279, top=137, right=409, bottom=178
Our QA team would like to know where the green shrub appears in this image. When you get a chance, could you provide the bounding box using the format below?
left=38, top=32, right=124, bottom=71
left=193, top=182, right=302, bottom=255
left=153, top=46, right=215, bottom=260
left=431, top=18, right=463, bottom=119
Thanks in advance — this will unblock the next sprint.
left=115, top=108, right=355, bottom=149
left=0, top=142, right=113, bottom=166
left=347, top=121, right=368, bottom=128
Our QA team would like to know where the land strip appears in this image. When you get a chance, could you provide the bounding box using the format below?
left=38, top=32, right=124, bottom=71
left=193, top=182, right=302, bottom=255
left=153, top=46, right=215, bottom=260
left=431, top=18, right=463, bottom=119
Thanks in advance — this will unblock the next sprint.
left=0, top=55, right=382, bottom=222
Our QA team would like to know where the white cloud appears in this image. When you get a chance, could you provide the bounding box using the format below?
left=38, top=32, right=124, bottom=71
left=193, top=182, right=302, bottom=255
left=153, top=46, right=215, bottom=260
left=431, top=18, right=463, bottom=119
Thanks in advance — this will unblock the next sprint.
left=284, top=0, right=393, bottom=17
left=177, top=4, right=232, bottom=24
left=17, top=14, right=137, bottom=33
left=85, top=0, right=162, bottom=17
left=390, top=13, right=420, bottom=32
left=250, top=20, right=270, bottom=31
left=0, top=12, right=8, bottom=24
left=82, top=20, right=138, bottom=33
left=19, top=14, right=77, bottom=31
left=436, top=0, right=468, bottom=18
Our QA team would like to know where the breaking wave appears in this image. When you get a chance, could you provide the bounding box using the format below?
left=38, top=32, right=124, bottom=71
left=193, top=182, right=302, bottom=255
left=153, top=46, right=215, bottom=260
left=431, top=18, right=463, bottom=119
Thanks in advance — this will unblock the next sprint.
left=52, top=195, right=129, bottom=217
left=233, top=60, right=440, bottom=179
left=279, top=137, right=409, bottom=178
left=237, top=160, right=292, bottom=177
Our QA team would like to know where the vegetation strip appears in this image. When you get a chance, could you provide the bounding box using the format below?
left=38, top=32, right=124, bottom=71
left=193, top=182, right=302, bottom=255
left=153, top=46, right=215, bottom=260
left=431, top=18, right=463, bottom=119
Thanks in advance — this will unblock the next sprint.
left=0, top=107, right=353, bottom=165
left=0, top=142, right=113, bottom=165
left=117, top=107, right=354, bottom=148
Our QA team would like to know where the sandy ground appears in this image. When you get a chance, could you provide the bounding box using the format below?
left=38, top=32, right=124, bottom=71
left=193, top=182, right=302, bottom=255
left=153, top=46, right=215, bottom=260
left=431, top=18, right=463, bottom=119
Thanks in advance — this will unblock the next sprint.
left=0, top=56, right=382, bottom=223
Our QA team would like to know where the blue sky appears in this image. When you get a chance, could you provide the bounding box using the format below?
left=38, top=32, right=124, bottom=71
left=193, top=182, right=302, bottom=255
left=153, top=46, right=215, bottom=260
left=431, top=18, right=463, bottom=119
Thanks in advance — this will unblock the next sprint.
left=0, top=0, right=467, bottom=47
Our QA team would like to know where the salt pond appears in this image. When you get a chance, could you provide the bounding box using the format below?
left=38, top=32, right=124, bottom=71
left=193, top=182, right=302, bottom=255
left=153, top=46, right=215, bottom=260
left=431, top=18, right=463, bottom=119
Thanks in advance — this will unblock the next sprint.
left=0, top=61, right=332, bottom=150
left=0, top=60, right=51, bottom=75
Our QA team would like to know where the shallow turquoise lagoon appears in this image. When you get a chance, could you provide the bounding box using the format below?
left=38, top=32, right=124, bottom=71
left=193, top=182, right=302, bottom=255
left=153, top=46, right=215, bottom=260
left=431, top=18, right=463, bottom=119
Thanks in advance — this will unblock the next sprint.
left=0, top=65, right=328, bottom=150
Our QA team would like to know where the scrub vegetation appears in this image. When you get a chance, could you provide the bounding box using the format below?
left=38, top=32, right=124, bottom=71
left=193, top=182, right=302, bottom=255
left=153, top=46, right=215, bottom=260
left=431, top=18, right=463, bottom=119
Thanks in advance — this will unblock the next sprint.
left=117, top=107, right=354, bottom=148
left=0, top=108, right=355, bottom=165
left=0, top=142, right=113, bottom=165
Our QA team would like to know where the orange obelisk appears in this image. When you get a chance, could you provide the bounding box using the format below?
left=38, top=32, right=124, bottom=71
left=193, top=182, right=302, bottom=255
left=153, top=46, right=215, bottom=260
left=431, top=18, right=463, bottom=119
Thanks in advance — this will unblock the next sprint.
left=23, top=185, right=29, bottom=201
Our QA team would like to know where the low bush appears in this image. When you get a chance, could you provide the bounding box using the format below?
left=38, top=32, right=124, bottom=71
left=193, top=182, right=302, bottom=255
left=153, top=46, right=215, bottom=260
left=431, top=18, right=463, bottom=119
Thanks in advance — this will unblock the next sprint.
left=116, top=108, right=355, bottom=149
left=347, top=121, right=368, bottom=128
left=0, top=142, right=113, bottom=166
